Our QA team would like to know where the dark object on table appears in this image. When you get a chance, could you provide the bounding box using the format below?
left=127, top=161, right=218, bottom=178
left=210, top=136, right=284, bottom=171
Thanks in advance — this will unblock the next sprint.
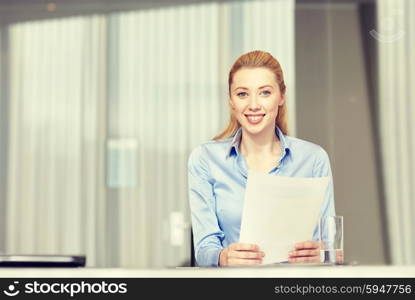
left=0, top=255, right=86, bottom=267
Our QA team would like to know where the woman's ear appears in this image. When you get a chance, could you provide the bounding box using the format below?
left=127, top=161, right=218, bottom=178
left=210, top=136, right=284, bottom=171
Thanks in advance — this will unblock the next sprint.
left=229, top=98, right=235, bottom=110
left=279, top=95, right=286, bottom=106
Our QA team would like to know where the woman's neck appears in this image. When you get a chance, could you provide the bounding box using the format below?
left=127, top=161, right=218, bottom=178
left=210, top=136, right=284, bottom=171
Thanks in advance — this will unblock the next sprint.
left=239, top=126, right=281, bottom=157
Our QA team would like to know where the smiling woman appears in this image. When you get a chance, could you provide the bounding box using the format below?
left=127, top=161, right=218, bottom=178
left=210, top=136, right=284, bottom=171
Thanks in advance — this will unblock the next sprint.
left=215, top=50, right=288, bottom=140
left=187, top=50, right=336, bottom=267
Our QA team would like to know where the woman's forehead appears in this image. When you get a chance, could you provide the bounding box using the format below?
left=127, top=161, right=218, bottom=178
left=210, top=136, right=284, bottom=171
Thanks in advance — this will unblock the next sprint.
left=232, top=67, right=276, bottom=88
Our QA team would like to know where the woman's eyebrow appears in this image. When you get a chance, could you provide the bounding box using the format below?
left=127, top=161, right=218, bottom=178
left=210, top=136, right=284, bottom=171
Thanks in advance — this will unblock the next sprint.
left=258, top=85, right=273, bottom=89
left=233, top=87, right=248, bottom=92
left=233, top=85, right=273, bottom=92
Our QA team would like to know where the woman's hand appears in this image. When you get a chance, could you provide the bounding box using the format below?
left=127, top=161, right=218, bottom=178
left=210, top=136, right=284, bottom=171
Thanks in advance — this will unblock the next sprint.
left=219, top=243, right=265, bottom=267
left=288, top=241, right=321, bottom=263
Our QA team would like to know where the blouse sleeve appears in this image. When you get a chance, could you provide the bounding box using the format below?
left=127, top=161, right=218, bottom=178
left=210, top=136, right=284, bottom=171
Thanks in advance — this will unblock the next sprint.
left=311, top=146, right=336, bottom=241
left=188, top=145, right=225, bottom=267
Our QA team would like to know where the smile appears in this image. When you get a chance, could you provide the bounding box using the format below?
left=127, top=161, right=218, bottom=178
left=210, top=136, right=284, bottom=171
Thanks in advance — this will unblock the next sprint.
left=245, top=114, right=265, bottom=125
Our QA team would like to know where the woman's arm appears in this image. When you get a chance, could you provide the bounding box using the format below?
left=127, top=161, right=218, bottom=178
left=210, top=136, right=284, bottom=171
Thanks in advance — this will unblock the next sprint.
left=312, top=146, right=336, bottom=237
left=188, top=145, right=264, bottom=267
left=188, top=145, right=225, bottom=267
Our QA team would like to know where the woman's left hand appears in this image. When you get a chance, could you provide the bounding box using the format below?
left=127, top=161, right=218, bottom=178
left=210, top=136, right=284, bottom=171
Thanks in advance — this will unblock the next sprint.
left=288, top=241, right=321, bottom=263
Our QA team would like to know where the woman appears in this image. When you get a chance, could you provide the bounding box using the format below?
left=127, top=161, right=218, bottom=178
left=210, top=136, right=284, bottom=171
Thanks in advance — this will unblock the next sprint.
left=188, top=50, right=335, bottom=267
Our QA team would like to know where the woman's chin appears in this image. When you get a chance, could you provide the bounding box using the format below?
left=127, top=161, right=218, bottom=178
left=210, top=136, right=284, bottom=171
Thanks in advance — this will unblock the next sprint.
left=241, top=123, right=266, bottom=135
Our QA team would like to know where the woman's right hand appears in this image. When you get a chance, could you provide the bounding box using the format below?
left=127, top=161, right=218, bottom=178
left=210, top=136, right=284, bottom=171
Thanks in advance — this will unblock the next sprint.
left=219, top=243, right=265, bottom=266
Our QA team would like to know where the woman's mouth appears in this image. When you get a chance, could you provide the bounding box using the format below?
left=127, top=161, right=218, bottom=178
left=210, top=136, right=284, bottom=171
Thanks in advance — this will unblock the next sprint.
left=245, top=114, right=265, bottom=125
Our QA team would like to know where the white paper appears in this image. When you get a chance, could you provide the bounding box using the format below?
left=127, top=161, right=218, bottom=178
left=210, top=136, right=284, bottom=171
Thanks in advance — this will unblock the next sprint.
left=239, top=170, right=329, bottom=264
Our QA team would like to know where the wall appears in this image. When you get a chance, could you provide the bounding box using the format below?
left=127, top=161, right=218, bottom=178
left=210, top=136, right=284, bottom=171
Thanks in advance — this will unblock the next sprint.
left=0, top=27, right=8, bottom=253
left=295, top=2, right=387, bottom=264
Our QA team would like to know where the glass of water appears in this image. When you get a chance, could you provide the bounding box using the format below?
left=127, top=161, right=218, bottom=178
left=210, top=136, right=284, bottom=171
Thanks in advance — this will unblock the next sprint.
left=319, top=216, right=344, bottom=264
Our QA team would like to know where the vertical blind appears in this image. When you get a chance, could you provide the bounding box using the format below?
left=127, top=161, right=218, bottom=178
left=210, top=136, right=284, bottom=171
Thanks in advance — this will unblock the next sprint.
left=5, top=0, right=295, bottom=267
left=0, top=27, right=7, bottom=252
left=6, top=16, right=108, bottom=266
left=378, top=0, right=415, bottom=264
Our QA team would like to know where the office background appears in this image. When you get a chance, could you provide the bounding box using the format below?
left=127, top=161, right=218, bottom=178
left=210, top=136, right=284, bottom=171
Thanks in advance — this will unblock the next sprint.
left=0, top=0, right=413, bottom=268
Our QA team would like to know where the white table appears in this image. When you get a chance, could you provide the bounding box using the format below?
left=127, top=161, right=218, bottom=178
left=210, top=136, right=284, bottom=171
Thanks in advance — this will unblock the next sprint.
left=0, top=265, right=414, bottom=278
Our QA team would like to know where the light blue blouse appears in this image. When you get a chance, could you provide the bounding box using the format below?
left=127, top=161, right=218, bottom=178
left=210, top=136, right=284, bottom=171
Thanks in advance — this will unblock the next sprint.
left=187, top=127, right=335, bottom=267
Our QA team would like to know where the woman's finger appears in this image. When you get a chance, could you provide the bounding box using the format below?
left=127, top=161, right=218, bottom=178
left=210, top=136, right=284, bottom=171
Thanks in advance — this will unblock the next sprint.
left=228, top=258, right=263, bottom=266
left=289, top=249, right=319, bottom=258
left=229, top=243, right=260, bottom=252
left=288, top=255, right=319, bottom=263
left=294, top=241, right=321, bottom=250
left=336, top=251, right=344, bottom=264
left=229, top=250, right=265, bottom=259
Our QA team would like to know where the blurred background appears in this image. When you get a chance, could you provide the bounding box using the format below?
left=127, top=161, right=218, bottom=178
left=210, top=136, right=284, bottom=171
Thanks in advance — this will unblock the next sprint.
left=0, top=0, right=413, bottom=268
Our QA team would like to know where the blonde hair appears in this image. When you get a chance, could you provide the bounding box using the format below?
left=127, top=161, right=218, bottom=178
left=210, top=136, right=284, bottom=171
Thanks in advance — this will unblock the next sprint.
left=213, top=50, right=288, bottom=140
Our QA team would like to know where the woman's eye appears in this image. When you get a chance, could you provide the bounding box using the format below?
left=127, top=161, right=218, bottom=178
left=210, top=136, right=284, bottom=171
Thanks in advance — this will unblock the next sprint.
left=261, top=90, right=271, bottom=96
left=237, top=92, right=248, bottom=97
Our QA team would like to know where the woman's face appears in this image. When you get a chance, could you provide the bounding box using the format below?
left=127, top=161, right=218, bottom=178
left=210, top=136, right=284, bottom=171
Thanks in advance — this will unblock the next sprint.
left=229, top=67, right=284, bottom=136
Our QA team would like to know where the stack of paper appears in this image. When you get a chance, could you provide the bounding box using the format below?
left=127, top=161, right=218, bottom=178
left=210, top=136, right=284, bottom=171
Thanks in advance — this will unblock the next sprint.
left=239, top=171, right=329, bottom=264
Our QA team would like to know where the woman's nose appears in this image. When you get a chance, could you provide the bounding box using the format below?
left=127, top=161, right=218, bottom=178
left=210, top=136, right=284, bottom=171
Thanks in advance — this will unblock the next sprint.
left=248, top=95, right=261, bottom=110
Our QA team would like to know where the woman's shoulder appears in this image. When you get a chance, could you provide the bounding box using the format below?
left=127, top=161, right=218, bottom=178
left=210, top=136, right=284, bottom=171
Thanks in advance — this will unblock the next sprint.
left=188, top=137, right=233, bottom=164
left=284, top=136, right=331, bottom=175
left=284, top=135, right=329, bottom=160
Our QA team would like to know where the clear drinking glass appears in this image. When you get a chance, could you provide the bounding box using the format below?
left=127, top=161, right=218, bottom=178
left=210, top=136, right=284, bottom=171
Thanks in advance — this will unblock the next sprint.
left=319, top=216, right=344, bottom=264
